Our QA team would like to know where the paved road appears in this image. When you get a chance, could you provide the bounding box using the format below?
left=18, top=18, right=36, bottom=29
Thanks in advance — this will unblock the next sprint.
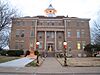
left=0, top=57, right=36, bottom=67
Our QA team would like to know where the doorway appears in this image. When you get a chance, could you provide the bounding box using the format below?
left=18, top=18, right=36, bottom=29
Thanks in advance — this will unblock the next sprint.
left=47, top=43, right=54, bottom=52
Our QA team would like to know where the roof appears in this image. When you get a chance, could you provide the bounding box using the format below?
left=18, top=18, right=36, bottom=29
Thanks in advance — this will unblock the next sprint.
left=47, top=4, right=55, bottom=10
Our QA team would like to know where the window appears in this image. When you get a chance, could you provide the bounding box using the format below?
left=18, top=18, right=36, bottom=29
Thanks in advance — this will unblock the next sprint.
left=39, top=36, right=42, bottom=39
left=16, top=30, right=20, bottom=37
left=47, top=32, right=54, bottom=39
left=30, top=42, right=33, bottom=47
left=58, top=41, right=62, bottom=49
left=15, top=42, right=24, bottom=49
left=52, top=23, right=54, bottom=25
left=59, top=23, right=61, bottom=25
left=77, top=42, right=81, bottom=50
left=20, top=30, right=24, bottom=37
left=37, top=21, right=39, bottom=25
left=22, top=21, right=25, bottom=25
left=77, top=30, right=80, bottom=38
left=38, top=32, right=42, bottom=38
left=81, top=30, right=85, bottom=37
left=15, top=42, right=19, bottom=49
left=57, top=32, right=64, bottom=40
left=82, top=41, right=86, bottom=49
left=47, top=32, right=50, bottom=39
left=68, top=41, right=72, bottom=49
left=40, top=23, right=42, bottom=25
left=16, top=30, right=25, bottom=38
left=39, top=42, right=42, bottom=49
left=20, top=42, right=24, bottom=49
left=67, top=20, right=71, bottom=26
left=30, top=38, right=33, bottom=47
left=16, top=21, right=20, bottom=25
left=21, top=34, right=24, bottom=37
left=30, top=30, right=34, bottom=37
left=16, top=21, right=25, bottom=26
left=51, top=32, right=54, bottom=38
left=59, top=36, right=61, bottom=39
left=67, top=31, right=71, bottom=37
left=47, top=36, right=49, bottom=38
left=47, top=22, right=50, bottom=25
left=77, top=22, right=79, bottom=27
left=32, top=21, right=35, bottom=26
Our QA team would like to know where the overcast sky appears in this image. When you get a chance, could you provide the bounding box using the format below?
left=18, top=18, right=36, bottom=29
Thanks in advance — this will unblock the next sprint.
left=6, top=0, right=100, bottom=19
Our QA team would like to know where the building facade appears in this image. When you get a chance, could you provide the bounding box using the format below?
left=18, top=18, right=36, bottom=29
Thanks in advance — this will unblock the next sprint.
left=10, top=4, right=90, bottom=56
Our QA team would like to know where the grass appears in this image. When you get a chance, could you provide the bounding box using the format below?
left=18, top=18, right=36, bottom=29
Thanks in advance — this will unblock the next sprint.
left=26, top=57, right=45, bottom=67
left=56, top=57, right=100, bottom=67
left=26, top=61, right=37, bottom=67
left=0, top=56, right=20, bottom=63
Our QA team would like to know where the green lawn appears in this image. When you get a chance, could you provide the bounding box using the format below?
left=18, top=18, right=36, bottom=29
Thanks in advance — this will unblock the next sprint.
left=26, top=61, right=37, bottom=67
left=57, top=57, right=100, bottom=67
left=0, top=56, right=20, bottom=63
left=26, top=57, right=44, bottom=67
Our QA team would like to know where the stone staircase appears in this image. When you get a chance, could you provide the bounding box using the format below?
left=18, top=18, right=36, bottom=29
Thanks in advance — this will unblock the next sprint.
left=47, top=52, right=55, bottom=57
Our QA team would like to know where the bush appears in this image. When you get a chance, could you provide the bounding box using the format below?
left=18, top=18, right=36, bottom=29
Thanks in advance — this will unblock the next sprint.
left=0, top=50, right=7, bottom=56
left=7, top=50, right=24, bottom=56
left=84, top=44, right=100, bottom=57
left=25, top=50, right=30, bottom=57
left=34, top=50, right=39, bottom=55
left=26, top=61, right=37, bottom=67
left=0, top=47, right=3, bottom=51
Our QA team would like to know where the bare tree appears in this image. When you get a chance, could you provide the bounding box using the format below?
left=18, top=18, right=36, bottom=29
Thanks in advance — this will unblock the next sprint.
left=0, top=1, right=20, bottom=49
left=0, top=29, right=9, bottom=48
left=92, top=20, right=100, bottom=45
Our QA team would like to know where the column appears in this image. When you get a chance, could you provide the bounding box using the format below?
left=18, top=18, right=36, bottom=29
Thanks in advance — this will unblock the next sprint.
left=64, top=20, right=67, bottom=41
left=34, top=20, right=37, bottom=50
left=55, top=31, right=57, bottom=51
left=44, top=31, right=46, bottom=50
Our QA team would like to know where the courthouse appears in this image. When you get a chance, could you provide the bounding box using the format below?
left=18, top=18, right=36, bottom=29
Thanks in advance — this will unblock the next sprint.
left=10, top=4, right=90, bottom=56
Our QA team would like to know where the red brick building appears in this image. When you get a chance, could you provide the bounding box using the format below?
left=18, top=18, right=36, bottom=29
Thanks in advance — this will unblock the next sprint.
left=9, top=4, right=90, bottom=57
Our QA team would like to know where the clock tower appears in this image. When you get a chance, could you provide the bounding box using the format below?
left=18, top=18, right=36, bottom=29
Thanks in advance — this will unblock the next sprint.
left=45, top=4, right=57, bottom=17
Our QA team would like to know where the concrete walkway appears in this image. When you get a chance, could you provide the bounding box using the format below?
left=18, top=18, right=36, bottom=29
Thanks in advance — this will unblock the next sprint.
left=36, top=57, right=64, bottom=73
left=0, top=57, right=100, bottom=75
left=35, top=57, right=100, bottom=74
left=0, top=57, right=36, bottom=67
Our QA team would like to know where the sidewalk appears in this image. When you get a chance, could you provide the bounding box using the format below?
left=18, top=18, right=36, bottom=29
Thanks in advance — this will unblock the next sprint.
left=0, top=57, right=100, bottom=75
left=0, top=57, right=36, bottom=67
left=36, top=57, right=63, bottom=73
left=36, top=57, right=100, bottom=74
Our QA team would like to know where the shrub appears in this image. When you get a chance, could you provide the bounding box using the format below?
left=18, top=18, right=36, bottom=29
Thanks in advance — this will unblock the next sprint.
left=34, top=50, right=39, bottom=55
left=0, top=50, right=7, bottom=56
left=7, top=50, right=24, bottom=56
left=26, top=61, right=37, bottom=67
left=84, top=44, right=100, bottom=57
left=25, top=50, right=30, bottom=57
left=0, top=47, right=3, bottom=51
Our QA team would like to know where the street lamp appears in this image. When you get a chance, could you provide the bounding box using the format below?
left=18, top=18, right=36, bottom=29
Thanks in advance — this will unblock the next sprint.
left=63, top=41, right=67, bottom=66
left=36, top=41, right=40, bottom=65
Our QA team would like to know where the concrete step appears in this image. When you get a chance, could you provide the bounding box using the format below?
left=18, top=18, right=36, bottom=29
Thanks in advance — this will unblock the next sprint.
left=47, top=52, right=55, bottom=57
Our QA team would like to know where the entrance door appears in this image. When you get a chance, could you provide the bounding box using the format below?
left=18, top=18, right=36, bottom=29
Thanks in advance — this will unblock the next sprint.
left=47, top=43, right=54, bottom=52
left=47, top=43, right=55, bottom=57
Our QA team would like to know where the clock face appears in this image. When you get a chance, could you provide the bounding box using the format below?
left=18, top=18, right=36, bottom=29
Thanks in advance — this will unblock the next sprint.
left=49, top=10, right=53, bottom=13
left=50, top=10, right=52, bottom=13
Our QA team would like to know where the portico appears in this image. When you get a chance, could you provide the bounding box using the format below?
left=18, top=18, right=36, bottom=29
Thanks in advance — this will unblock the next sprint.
left=36, top=31, right=64, bottom=52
